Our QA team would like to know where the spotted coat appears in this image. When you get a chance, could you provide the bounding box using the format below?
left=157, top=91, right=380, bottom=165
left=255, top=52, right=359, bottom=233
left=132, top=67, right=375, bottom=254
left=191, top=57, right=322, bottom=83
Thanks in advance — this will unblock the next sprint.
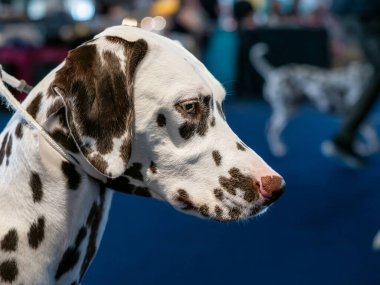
left=0, top=26, right=284, bottom=284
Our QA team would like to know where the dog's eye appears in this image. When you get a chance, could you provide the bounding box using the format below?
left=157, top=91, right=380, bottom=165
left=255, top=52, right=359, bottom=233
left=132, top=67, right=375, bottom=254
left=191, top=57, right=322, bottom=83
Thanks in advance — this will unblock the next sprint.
left=179, top=101, right=198, bottom=114
left=183, top=103, right=195, bottom=112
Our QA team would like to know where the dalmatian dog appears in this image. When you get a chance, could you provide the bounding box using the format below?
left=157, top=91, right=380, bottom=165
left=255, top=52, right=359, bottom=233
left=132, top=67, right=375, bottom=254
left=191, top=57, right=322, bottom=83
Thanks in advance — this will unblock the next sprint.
left=250, top=43, right=379, bottom=157
left=0, top=26, right=285, bottom=284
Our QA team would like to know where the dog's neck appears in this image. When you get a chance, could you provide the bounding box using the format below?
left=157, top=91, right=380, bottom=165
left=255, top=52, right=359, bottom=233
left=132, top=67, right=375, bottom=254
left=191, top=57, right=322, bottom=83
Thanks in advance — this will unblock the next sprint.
left=0, top=73, right=113, bottom=284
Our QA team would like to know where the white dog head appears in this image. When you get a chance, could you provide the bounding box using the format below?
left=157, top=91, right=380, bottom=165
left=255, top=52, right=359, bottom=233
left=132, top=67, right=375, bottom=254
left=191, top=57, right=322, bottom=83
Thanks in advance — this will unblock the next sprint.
left=47, top=26, right=285, bottom=221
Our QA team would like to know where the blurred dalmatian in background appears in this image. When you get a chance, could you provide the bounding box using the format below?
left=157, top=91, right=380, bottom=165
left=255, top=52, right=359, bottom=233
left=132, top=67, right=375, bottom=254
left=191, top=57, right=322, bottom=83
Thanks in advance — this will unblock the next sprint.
left=250, top=43, right=379, bottom=157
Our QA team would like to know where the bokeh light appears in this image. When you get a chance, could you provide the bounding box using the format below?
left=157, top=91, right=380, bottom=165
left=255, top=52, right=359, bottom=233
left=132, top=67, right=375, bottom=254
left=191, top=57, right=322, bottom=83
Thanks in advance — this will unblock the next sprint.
left=66, top=0, right=95, bottom=21
left=27, top=0, right=47, bottom=20
left=152, top=16, right=167, bottom=31
left=141, top=17, right=154, bottom=31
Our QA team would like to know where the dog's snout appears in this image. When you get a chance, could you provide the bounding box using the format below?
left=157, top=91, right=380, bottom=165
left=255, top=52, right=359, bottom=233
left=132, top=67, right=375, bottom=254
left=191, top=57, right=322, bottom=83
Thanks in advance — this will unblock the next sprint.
left=259, top=175, right=285, bottom=203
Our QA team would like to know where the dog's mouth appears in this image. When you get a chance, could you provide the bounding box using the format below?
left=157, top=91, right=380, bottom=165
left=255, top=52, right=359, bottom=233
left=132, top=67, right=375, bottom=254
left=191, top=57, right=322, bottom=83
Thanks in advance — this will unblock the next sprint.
left=172, top=189, right=271, bottom=222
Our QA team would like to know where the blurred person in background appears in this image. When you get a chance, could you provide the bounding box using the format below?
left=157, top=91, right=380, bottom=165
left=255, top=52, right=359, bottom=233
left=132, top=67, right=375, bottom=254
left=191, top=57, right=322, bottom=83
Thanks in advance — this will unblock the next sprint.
left=170, top=0, right=217, bottom=59
left=199, top=0, right=219, bottom=48
left=233, top=0, right=255, bottom=30
left=323, top=0, right=380, bottom=168
left=233, top=0, right=255, bottom=98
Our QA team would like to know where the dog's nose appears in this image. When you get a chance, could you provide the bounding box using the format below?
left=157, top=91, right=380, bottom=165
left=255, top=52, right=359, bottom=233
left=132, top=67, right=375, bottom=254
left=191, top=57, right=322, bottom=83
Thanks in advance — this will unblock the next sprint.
left=259, top=175, right=285, bottom=204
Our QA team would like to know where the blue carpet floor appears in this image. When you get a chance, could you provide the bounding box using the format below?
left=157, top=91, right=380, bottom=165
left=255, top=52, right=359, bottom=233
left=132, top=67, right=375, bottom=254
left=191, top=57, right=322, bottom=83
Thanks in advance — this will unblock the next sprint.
left=1, top=99, right=380, bottom=285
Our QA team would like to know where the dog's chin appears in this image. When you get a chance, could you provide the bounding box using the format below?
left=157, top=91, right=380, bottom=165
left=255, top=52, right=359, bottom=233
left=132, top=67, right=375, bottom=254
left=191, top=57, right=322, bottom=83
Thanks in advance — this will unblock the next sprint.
left=172, top=201, right=269, bottom=222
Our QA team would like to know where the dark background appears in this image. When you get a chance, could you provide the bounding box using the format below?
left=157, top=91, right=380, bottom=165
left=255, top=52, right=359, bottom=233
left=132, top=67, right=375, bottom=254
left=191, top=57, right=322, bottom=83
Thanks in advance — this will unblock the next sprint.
left=235, top=27, right=330, bottom=97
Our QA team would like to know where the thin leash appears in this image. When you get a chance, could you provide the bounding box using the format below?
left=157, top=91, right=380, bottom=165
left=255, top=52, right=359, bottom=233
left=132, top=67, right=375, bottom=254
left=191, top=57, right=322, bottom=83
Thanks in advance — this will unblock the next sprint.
left=0, top=65, right=78, bottom=165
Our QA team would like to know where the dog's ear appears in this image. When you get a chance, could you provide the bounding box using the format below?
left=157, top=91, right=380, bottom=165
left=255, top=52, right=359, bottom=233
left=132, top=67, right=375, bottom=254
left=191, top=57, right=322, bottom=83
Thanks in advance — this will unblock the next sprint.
left=51, top=37, right=148, bottom=178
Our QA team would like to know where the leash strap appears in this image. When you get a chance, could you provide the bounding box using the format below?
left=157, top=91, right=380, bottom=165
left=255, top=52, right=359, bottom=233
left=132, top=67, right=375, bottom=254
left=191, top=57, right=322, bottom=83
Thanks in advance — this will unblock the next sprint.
left=0, top=65, right=77, bottom=165
left=0, top=66, right=33, bottom=94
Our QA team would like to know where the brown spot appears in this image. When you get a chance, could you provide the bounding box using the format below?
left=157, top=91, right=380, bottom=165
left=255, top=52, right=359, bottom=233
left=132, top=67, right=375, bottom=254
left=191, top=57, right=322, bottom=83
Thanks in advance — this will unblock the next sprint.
left=149, top=161, right=157, bottom=174
left=106, top=176, right=151, bottom=197
left=26, top=92, right=42, bottom=119
left=216, top=101, right=225, bottom=120
left=5, top=134, right=12, bottom=166
left=179, top=123, right=196, bottom=140
left=0, top=259, right=18, bottom=283
left=46, top=100, right=64, bottom=118
left=80, top=186, right=107, bottom=280
left=124, top=162, right=143, bottom=181
left=236, top=142, right=246, bottom=151
left=105, top=35, right=135, bottom=47
left=62, top=161, right=82, bottom=191
left=177, top=189, right=195, bottom=210
left=56, top=108, right=68, bottom=126
left=55, top=226, right=87, bottom=280
left=57, top=47, right=127, bottom=146
left=106, top=177, right=135, bottom=195
left=212, top=150, right=222, bottom=166
left=210, top=116, right=216, bottom=127
left=245, top=181, right=260, bottom=203
left=199, top=205, right=209, bottom=217
left=15, top=123, right=23, bottom=139
left=1, top=229, right=18, bottom=252
left=219, top=168, right=259, bottom=202
left=50, top=129, right=79, bottom=153
left=30, top=172, right=43, bottom=203
left=157, top=114, right=166, bottom=127
left=197, top=96, right=211, bottom=136
left=27, top=216, right=45, bottom=249
left=0, top=133, right=9, bottom=166
left=229, top=208, right=241, bottom=220
left=214, top=205, right=223, bottom=219
left=88, top=154, right=108, bottom=174
left=214, top=188, right=224, bottom=201
left=219, top=177, right=236, bottom=195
